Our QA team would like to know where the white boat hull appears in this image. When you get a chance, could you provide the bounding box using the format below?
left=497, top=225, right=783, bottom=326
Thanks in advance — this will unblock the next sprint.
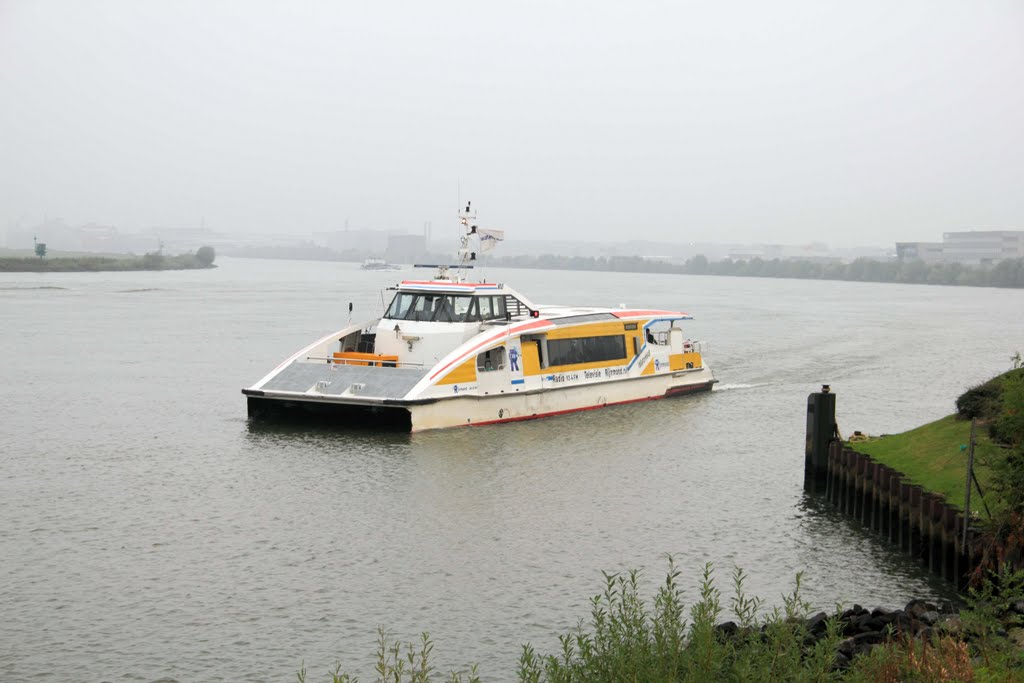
left=246, top=366, right=714, bottom=432
left=410, top=368, right=715, bottom=430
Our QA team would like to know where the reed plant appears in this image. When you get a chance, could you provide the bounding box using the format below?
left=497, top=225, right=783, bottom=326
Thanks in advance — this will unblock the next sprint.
left=297, top=627, right=481, bottom=683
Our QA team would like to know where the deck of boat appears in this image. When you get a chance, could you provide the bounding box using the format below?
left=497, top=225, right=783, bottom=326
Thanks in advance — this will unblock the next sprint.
left=255, top=362, right=430, bottom=400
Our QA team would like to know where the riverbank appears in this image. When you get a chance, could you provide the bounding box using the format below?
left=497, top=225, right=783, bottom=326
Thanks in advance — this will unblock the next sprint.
left=847, top=366, right=1023, bottom=514
left=0, top=247, right=216, bottom=272
left=802, top=367, right=1024, bottom=592
left=847, top=415, right=1000, bottom=512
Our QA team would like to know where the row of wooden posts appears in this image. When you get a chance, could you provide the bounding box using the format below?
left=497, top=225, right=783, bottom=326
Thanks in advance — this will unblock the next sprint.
left=804, top=387, right=977, bottom=588
left=820, top=442, right=975, bottom=587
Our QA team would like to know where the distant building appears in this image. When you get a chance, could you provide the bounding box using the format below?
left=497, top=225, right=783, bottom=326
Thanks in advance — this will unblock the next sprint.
left=941, top=231, right=1024, bottom=266
left=895, top=242, right=944, bottom=263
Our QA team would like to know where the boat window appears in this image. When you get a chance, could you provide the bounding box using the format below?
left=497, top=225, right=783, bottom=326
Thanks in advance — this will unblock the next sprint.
left=477, top=347, right=505, bottom=372
left=384, top=293, right=476, bottom=322
left=431, top=295, right=455, bottom=322
left=477, top=297, right=496, bottom=321
left=548, top=335, right=627, bottom=367
left=451, top=295, right=472, bottom=321
left=495, top=296, right=512, bottom=321
left=409, top=295, right=437, bottom=321
left=385, top=292, right=414, bottom=319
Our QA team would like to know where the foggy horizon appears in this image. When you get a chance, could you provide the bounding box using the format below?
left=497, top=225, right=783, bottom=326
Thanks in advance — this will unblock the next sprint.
left=2, top=1, right=1022, bottom=250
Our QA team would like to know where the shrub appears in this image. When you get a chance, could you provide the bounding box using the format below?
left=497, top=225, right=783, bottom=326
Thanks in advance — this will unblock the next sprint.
left=142, top=251, right=165, bottom=268
left=957, top=379, right=1004, bottom=421
left=844, top=635, right=973, bottom=682
left=956, top=368, right=1024, bottom=425
left=196, top=245, right=216, bottom=266
left=991, top=371, right=1024, bottom=447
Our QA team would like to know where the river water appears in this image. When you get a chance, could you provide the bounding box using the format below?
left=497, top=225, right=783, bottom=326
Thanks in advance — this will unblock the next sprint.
left=2, top=258, right=1022, bottom=682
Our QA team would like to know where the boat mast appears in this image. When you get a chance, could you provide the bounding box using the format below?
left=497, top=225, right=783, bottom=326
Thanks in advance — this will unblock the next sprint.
left=453, top=201, right=479, bottom=280
left=417, top=202, right=482, bottom=281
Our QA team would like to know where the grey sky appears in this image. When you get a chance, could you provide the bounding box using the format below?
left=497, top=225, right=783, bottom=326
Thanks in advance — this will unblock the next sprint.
left=2, top=1, right=1022, bottom=247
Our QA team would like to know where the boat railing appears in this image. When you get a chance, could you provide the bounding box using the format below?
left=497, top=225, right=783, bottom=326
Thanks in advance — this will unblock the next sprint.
left=684, top=340, right=706, bottom=355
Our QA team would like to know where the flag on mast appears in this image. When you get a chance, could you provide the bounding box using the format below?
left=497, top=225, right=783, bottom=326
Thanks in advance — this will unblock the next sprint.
left=478, top=228, right=504, bottom=252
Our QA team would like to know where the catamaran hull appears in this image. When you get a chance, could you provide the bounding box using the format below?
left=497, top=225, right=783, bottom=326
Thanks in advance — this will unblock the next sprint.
left=246, top=369, right=715, bottom=432
left=246, top=394, right=413, bottom=431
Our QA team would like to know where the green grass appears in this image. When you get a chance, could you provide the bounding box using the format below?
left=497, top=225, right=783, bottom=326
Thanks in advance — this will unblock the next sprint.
left=849, top=414, right=1004, bottom=512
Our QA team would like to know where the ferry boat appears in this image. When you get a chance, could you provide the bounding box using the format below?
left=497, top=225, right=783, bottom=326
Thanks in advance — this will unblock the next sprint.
left=360, top=257, right=401, bottom=271
left=243, top=204, right=716, bottom=431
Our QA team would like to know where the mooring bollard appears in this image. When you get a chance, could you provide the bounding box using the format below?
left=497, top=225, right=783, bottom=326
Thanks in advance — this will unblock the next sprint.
left=804, top=385, right=836, bottom=492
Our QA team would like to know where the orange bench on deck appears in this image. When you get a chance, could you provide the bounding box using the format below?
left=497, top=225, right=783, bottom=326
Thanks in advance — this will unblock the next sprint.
left=332, top=351, right=399, bottom=367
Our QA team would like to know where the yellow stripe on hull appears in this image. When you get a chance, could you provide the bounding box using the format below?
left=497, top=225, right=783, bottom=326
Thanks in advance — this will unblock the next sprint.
left=436, top=357, right=478, bottom=385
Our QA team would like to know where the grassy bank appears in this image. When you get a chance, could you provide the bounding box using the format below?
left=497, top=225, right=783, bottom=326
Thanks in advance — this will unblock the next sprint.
left=0, top=247, right=216, bottom=272
left=848, top=414, right=1002, bottom=512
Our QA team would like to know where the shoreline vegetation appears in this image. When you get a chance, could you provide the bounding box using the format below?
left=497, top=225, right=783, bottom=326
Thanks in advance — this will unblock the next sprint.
left=302, top=367, right=1024, bottom=681
left=9, top=243, right=1021, bottom=286
left=300, top=561, right=1024, bottom=682
left=489, top=254, right=1024, bottom=288
left=0, top=246, right=217, bottom=272
left=226, top=245, right=1024, bottom=288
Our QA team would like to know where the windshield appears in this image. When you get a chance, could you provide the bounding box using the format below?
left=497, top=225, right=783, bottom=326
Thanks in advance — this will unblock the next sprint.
left=384, top=293, right=512, bottom=322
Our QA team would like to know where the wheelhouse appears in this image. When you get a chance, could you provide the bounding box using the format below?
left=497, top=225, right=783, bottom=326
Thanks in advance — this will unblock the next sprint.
left=383, top=286, right=535, bottom=324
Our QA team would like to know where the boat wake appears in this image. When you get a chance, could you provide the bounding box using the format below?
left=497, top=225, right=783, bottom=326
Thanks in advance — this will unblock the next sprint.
left=714, top=382, right=771, bottom=391
left=0, top=285, right=67, bottom=290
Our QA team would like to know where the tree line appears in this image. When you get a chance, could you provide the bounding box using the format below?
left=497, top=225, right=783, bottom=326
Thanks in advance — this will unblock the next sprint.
left=488, top=253, right=1024, bottom=288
